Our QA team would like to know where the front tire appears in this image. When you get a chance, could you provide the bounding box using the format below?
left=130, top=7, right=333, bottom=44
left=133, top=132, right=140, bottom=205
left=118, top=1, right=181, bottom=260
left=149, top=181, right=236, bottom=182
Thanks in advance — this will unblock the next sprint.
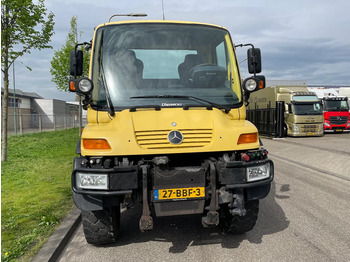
left=82, top=206, right=120, bottom=245
left=219, top=200, right=259, bottom=234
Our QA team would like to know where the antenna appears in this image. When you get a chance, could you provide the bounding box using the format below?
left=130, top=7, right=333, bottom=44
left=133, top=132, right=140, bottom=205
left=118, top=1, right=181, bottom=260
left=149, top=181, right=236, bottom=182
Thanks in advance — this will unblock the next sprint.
left=162, top=0, right=166, bottom=20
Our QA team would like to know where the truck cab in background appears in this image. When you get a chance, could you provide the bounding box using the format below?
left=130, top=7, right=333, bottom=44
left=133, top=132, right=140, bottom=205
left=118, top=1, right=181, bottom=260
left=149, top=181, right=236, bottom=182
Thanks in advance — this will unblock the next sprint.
left=308, top=87, right=350, bottom=132
left=322, top=96, right=350, bottom=132
left=283, top=88, right=324, bottom=136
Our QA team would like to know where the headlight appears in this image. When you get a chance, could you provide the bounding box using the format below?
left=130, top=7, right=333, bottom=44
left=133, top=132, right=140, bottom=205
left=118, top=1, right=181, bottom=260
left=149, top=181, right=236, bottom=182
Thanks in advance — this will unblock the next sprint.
left=78, top=79, right=93, bottom=93
left=292, top=124, right=300, bottom=133
left=244, top=79, right=257, bottom=92
left=76, top=173, right=108, bottom=190
left=76, top=77, right=94, bottom=95
left=247, top=164, right=270, bottom=182
left=324, top=121, right=331, bottom=127
left=242, top=76, right=265, bottom=93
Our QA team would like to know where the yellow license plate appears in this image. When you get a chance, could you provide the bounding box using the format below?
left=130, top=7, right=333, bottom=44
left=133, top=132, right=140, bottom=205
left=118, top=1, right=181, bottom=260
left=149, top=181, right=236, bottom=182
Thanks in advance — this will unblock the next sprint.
left=154, top=187, right=205, bottom=200
left=307, top=133, right=314, bottom=136
left=336, top=129, right=343, bottom=132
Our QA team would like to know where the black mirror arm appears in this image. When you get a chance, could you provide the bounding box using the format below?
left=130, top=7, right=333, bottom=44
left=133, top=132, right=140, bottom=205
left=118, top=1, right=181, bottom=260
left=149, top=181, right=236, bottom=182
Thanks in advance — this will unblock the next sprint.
left=74, top=42, right=91, bottom=53
left=235, top=43, right=257, bottom=76
left=244, top=92, right=250, bottom=106
left=82, top=94, right=92, bottom=110
left=235, top=43, right=255, bottom=49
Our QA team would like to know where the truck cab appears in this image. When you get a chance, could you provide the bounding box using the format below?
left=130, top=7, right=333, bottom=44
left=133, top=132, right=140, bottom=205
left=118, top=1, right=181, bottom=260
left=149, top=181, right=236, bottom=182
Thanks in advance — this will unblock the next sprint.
left=322, top=96, right=350, bottom=132
left=281, top=89, right=324, bottom=136
left=69, top=19, right=273, bottom=245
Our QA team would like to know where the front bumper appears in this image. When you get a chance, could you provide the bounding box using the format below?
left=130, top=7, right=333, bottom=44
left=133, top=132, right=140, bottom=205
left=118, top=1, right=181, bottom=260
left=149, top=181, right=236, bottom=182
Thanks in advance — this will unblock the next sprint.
left=324, top=125, right=350, bottom=132
left=71, top=157, right=139, bottom=196
left=217, top=159, right=274, bottom=186
left=217, top=158, right=274, bottom=200
left=72, top=156, right=274, bottom=211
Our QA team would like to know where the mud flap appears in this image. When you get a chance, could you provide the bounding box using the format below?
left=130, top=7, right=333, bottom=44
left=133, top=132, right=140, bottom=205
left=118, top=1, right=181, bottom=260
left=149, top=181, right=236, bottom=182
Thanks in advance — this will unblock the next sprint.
left=139, top=165, right=153, bottom=231
left=230, top=189, right=246, bottom=216
left=202, top=160, right=219, bottom=227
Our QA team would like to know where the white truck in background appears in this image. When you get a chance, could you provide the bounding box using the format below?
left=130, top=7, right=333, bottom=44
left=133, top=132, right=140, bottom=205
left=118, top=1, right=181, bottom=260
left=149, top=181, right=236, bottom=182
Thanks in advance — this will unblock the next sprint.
left=339, top=87, right=350, bottom=109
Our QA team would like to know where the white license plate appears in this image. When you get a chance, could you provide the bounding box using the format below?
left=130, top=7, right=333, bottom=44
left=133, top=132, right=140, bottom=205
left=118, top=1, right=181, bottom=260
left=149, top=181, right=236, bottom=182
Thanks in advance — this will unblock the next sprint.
left=154, top=187, right=205, bottom=200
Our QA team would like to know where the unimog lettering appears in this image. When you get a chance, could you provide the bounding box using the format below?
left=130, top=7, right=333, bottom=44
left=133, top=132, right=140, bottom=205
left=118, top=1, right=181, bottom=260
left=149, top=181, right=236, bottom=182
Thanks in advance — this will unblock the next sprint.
left=162, top=102, right=183, bottom=107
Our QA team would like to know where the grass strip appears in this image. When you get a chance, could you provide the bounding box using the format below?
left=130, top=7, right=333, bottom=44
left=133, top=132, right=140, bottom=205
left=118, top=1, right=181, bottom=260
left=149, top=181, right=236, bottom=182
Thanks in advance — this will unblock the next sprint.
left=1, top=128, right=79, bottom=261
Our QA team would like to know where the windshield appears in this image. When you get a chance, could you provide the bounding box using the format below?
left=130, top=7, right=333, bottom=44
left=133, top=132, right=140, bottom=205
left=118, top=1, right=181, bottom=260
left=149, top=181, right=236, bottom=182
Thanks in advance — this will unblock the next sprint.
left=292, top=102, right=323, bottom=115
left=324, top=100, right=349, bottom=111
left=90, top=23, right=241, bottom=111
left=293, top=95, right=319, bottom=101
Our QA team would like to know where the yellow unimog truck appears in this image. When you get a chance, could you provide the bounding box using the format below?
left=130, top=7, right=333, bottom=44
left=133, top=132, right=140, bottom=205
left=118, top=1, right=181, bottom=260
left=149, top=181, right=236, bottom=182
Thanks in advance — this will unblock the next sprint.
left=69, top=17, right=274, bottom=245
left=248, top=85, right=324, bottom=136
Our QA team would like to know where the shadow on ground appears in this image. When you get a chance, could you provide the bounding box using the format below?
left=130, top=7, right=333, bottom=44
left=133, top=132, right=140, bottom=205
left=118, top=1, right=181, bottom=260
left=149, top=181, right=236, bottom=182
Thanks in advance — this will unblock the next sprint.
left=98, top=181, right=289, bottom=253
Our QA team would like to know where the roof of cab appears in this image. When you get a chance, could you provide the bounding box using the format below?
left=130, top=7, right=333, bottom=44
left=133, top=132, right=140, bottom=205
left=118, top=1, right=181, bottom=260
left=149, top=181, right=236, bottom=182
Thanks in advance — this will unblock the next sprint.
left=95, top=20, right=228, bottom=31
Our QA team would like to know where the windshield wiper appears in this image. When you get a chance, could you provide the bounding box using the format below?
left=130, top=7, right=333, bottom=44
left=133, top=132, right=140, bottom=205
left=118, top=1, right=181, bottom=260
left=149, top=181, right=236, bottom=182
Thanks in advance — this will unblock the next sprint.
left=130, top=95, right=231, bottom=113
left=98, top=30, right=115, bottom=116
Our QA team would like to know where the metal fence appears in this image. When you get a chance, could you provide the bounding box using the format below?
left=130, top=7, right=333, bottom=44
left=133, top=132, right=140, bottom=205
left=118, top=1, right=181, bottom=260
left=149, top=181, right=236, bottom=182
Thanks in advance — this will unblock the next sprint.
left=6, top=113, right=87, bottom=135
left=246, top=101, right=285, bottom=138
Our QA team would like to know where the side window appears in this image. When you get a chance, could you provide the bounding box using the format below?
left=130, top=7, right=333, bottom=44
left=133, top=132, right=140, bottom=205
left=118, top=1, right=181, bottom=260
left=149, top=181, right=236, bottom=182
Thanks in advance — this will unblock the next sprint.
left=216, top=41, right=227, bottom=68
left=341, top=101, right=349, bottom=109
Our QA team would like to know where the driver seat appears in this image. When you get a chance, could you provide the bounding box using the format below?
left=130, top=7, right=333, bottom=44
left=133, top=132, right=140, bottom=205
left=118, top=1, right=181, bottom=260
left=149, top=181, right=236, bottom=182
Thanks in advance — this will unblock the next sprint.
left=178, top=54, right=202, bottom=85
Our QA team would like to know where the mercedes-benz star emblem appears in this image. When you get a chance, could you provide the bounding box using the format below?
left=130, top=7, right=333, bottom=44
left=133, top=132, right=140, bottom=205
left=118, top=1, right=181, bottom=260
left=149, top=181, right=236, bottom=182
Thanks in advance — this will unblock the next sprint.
left=168, top=130, right=184, bottom=145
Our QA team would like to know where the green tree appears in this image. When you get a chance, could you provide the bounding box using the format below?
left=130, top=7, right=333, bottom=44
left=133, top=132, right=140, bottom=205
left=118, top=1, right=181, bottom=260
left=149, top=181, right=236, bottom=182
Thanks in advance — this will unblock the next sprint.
left=1, top=0, right=55, bottom=161
left=50, top=16, right=90, bottom=136
left=50, top=16, right=90, bottom=90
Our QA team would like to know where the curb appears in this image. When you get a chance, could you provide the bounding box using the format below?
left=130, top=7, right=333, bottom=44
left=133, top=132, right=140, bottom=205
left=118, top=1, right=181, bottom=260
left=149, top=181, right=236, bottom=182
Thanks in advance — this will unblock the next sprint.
left=31, top=207, right=81, bottom=262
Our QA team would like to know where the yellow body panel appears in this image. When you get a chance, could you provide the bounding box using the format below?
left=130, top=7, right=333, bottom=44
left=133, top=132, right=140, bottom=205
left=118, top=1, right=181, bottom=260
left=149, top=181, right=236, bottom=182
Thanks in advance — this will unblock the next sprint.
left=82, top=20, right=258, bottom=156
left=81, top=107, right=259, bottom=156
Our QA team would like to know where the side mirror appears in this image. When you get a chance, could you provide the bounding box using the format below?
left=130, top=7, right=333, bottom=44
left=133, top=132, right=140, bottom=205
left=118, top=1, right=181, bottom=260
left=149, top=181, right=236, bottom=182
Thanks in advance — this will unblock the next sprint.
left=285, top=103, right=293, bottom=114
left=247, top=48, right=262, bottom=74
left=285, top=104, right=290, bottom=114
left=70, top=49, right=83, bottom=77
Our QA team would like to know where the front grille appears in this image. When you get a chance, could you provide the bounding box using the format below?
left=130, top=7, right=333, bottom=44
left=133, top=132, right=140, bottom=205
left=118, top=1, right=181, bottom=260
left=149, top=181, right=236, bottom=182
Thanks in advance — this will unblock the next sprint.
left=300, top=124, right=318, bottom=132
left=135, top=129, right=213, bottom=149
left=329, top=116, right=348, bottom=125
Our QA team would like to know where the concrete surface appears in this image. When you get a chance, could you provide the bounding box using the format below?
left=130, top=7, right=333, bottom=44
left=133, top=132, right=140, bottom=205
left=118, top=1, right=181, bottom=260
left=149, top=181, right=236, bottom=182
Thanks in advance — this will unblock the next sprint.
left=262, top=132, right=350, bottom=180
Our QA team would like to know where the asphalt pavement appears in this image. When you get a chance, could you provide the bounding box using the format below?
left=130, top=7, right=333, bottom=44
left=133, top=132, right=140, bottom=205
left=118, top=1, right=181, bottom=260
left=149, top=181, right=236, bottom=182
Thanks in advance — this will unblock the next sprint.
left=32, top=132, right=350, bottom=261
left=262, top=132, right=350, bottom=181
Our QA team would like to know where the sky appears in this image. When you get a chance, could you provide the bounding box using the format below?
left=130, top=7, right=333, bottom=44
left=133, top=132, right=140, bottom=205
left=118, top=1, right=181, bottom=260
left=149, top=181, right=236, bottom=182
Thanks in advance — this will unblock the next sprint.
left=5, top=0, right=350, bottom=101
